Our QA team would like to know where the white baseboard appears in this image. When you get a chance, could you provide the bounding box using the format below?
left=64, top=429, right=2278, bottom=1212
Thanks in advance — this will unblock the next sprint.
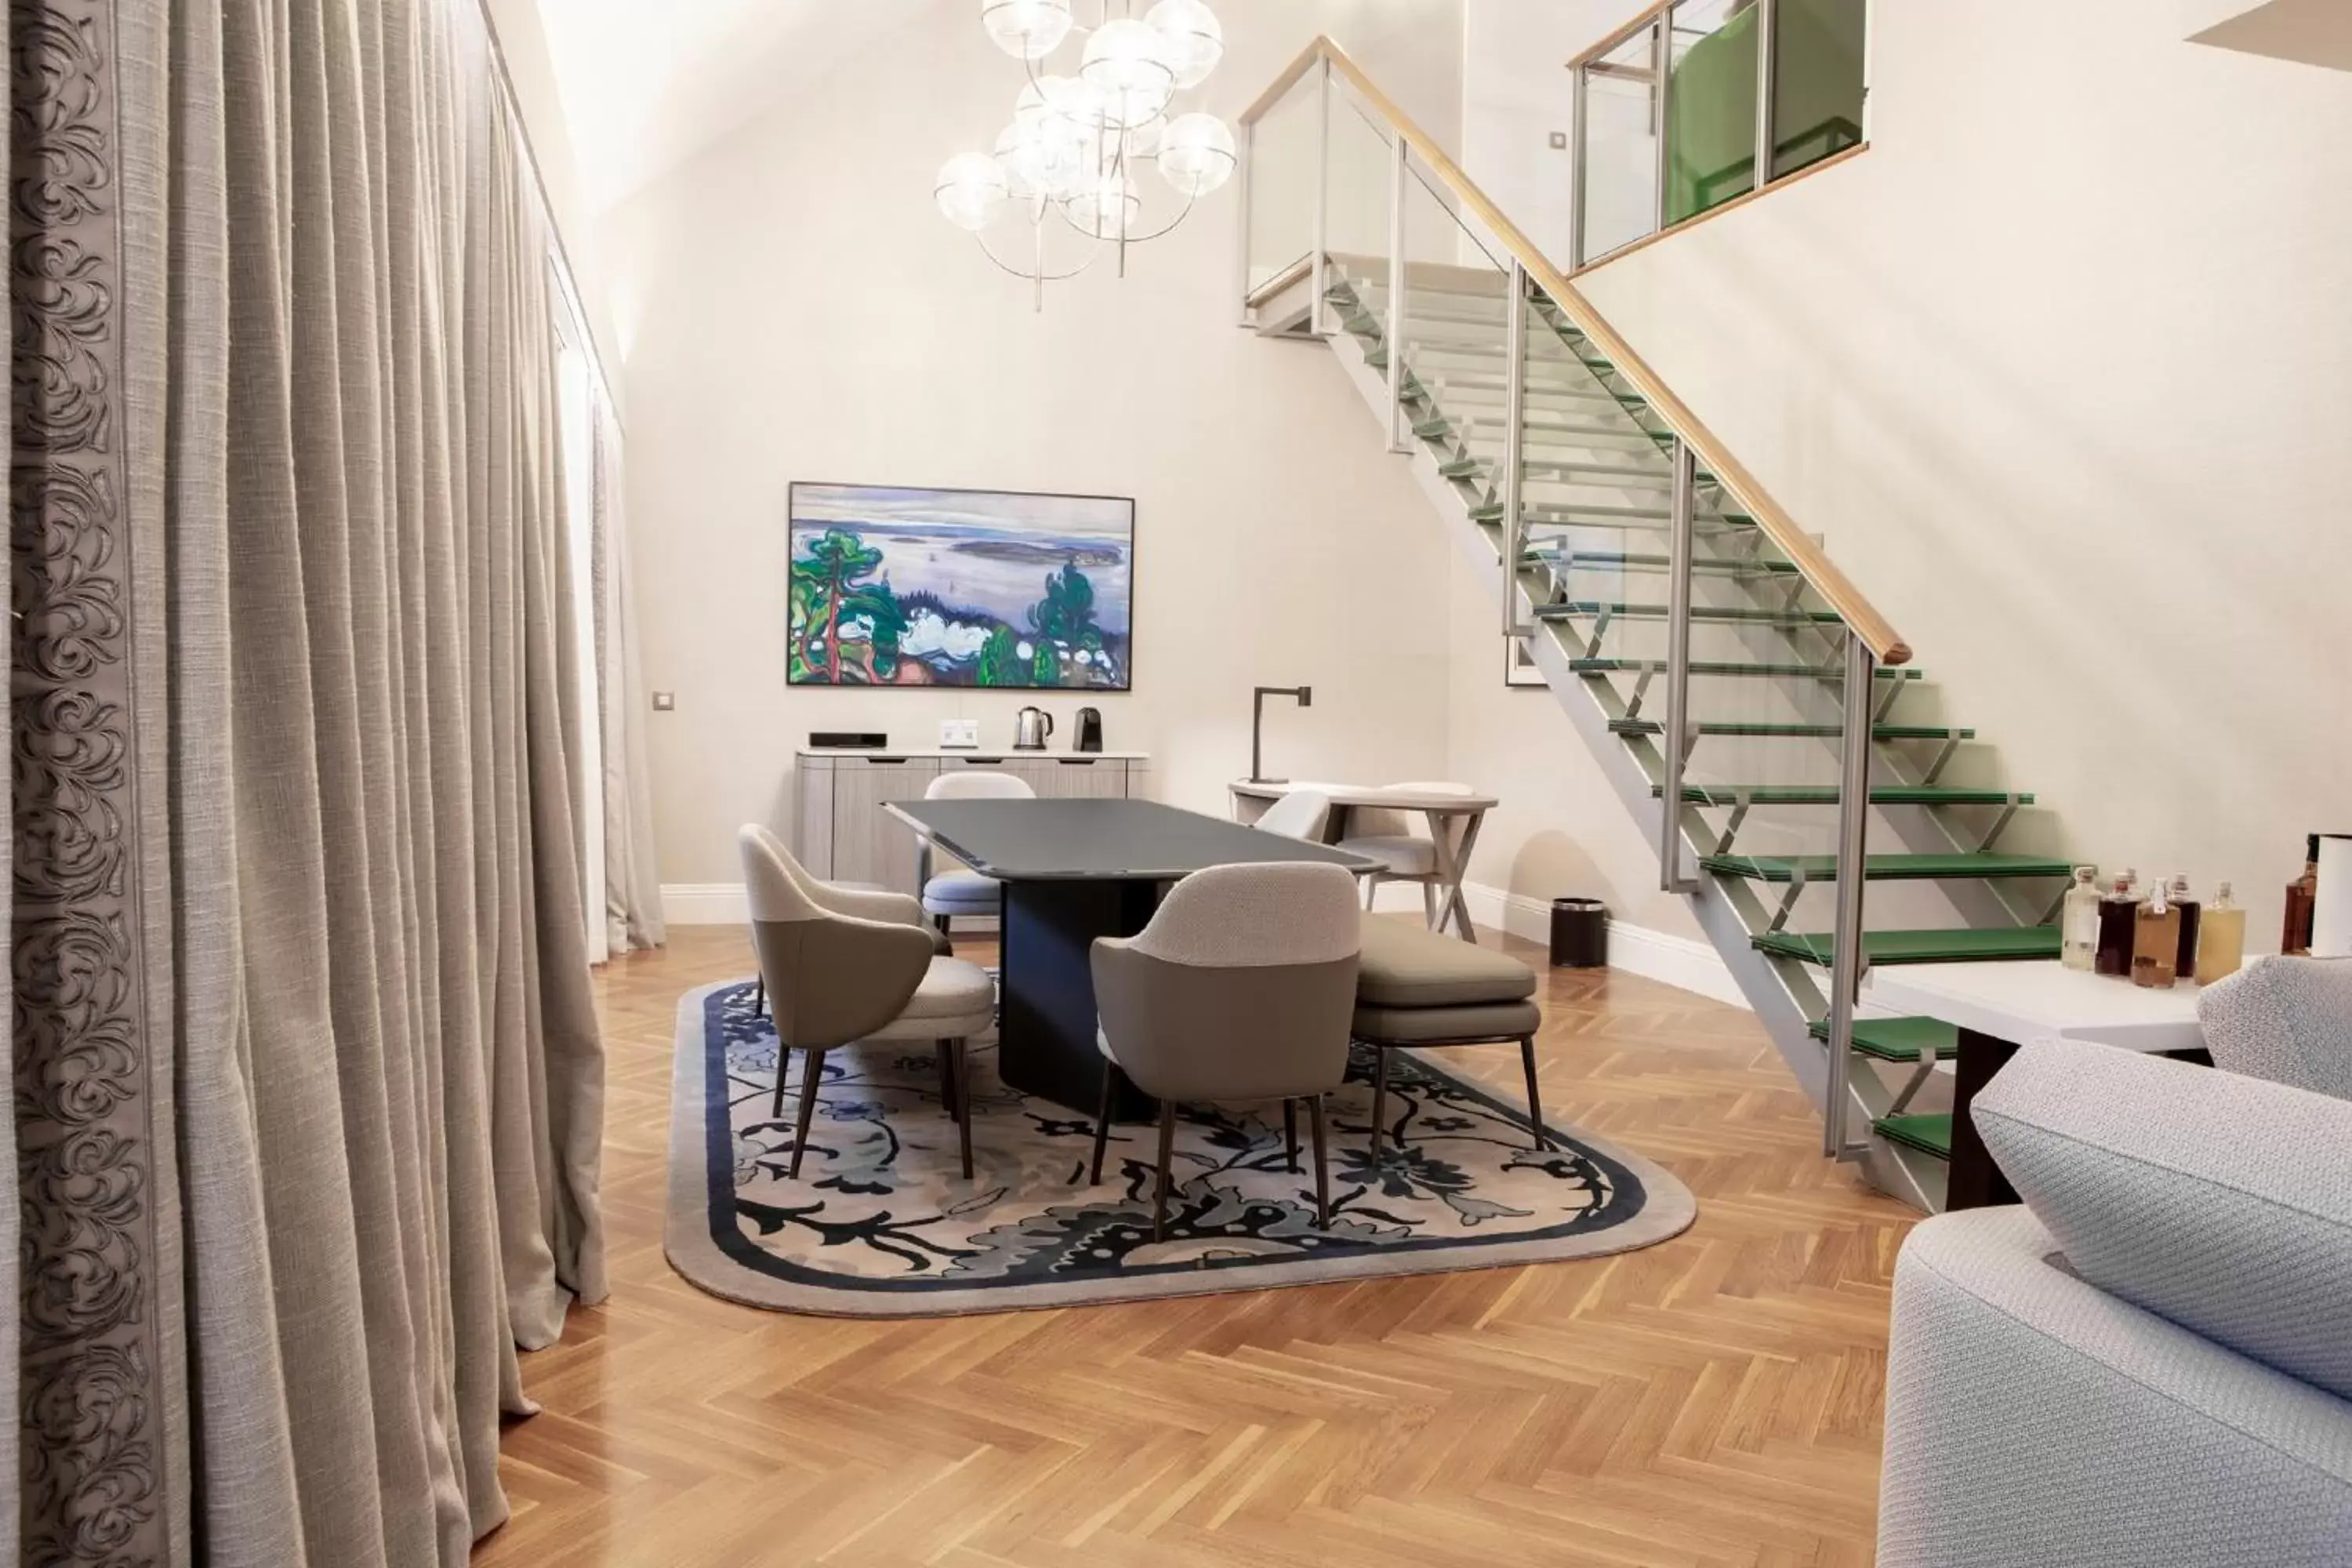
left=662, top=882, right=750, bottom=926
left=1457, top=881, right=1748, bottom=1009
left=662, top=877, right=1745, bottom=1008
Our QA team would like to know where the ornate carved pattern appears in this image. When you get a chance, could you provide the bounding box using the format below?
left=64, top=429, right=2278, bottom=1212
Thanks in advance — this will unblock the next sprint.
left=9, top=0, right=162, bottom=1562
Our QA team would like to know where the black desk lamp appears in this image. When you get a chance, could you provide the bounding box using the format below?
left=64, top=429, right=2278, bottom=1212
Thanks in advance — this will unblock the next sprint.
left=1250, top=685, right=1312, bottom=784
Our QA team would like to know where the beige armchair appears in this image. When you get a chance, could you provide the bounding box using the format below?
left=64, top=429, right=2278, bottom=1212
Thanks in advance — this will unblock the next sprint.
left=740, top=826, right=997, bottom=1179
left=919, top=769, right=1035, bottom=937
left=2198, top=954, right=2352, bottom=1102
left=1087, top=862, right=1363, bottom=1239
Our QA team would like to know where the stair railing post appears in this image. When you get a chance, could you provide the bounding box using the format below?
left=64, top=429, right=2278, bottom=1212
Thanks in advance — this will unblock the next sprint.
left=1659, top=437, right=1700, bottom=894
left=1499, top=261, right=1530, bottom=639
left=1753, top=0, right=1777, bottom=194
left=1311, top=57, right=1331, bottom=336
left=1568, top=63, right=1589, bottom=270
left=1825, top=627, right=1876, bottom=1159
left=1385, top=130, right=1410, bottom=452
left=1235, top=116, right=1254, bottom=326
left=1651, top=13, right=1671, bottom=239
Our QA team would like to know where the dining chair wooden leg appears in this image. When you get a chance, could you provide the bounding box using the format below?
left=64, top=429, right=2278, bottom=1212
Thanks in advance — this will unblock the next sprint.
left=953, top=1040, right=975, bottom=1180
left=1283, top=1098, right=1299, bottom=1172
left=1362, top=873, right=1380, bottom=911
left=789, top=1047, right=827, bottom=1179
left=753, top=975, right=764, bottom=1014
left=1307, top=1094, right=1330, bottom=1229
left=1421, top=880, right=1439, bottom=930
left=1152, top=1101, right=1178, bottom=1242
left=935, top=1039, right=960, bottom=1120
left=1370, top=1047, right=1392, bottom=1149
left=1089, top=1061, right=1116, bottom=1185
left=1519, top=1035, right=1551, bottom=1151
left=771, top=1043, right=795, bottom=1121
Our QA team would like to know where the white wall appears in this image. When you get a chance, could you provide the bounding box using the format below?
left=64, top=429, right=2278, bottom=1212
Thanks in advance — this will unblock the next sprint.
left=1462, top=0, right=2352, bottom=938
left=604, top=2, right=1470, bottom=887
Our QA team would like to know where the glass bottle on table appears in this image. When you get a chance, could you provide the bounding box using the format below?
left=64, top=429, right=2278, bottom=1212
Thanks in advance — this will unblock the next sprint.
left=2166, top=872, right=2201, bottom=982
left=2195, top=882, right=2246, bottom=985
left=2133, top=875, right=2180, bottom=989
left=2060, top=866, right=2101, bottom=971
left=2096, top=869, right=2141, bottom=978
left=2283, top=834, right=2320, bottom=956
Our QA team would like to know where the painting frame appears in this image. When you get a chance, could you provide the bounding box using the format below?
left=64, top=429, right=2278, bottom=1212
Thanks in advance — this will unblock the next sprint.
left=786, top=479, right=1137, bottom=691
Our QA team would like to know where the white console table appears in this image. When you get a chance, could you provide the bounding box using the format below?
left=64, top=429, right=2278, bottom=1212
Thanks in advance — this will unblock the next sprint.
left=792, top=749, right=1150, bottom=898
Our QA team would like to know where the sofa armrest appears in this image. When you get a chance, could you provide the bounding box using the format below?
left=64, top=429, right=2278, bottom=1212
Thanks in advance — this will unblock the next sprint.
left=1879, top=1207, right=2352, bottom=1568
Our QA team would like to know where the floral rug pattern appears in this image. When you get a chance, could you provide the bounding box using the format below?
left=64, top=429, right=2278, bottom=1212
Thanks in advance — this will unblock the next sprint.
left=670, top=980, right=1697, bottom=1315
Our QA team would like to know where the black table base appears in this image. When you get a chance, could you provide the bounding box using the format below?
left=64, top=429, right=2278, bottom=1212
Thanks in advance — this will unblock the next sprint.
left=1946, top=1029, right=2216, bottom=1211
left=999, top=878, right=1162, bottom=1120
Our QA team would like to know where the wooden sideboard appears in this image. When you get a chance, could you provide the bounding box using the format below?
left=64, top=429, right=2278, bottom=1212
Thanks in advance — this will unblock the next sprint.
left=792, top=749, right=1152, bottom=898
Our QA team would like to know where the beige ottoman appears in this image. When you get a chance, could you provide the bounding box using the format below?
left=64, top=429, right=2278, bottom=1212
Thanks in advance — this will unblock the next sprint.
left=1354, top=916, right=1548, bottom=1150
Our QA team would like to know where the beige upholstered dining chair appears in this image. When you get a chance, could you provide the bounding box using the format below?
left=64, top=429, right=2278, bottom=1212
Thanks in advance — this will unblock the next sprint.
left=1334, top=781, right=1479, bottom=927
left=739, top=825, right=998, bottom=1179
left=919, top=769, right=1035, bottom=936
left=1087, top=862, right=1363, bottom=1239
left=1250, top=787, right=1333, bottom=841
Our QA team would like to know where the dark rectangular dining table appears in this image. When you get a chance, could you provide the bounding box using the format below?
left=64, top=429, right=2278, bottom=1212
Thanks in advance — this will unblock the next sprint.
left=887, top=797, right=1381, bottom=1119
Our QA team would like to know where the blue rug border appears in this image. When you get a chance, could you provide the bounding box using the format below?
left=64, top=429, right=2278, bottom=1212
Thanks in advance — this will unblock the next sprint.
left=701, top=980, right=1656, bottom=1294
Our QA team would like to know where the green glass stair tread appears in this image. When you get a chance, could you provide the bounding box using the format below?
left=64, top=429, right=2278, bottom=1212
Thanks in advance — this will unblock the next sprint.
left=1613, top=720, right=1971, bottom=741
left=1652, top=783, right=2035, bottom=807
left=1472, top=501, right=1756, bottom=531
left=1806, top=1015, right=1959, bottom=1063
left=1446, top=457, right=1670, bottom=485
left=1523, top=548, right=1795, bottom=575
left=1573, top=657, right=1922, bottom=681
left=1752, top=927, right=2062, bottom=966
left=1874, top=1113, right=1954, bottom=1160
left=1705, top=852, right=2069, bottom=883
left=1537, top=601, right=1846, bottom=626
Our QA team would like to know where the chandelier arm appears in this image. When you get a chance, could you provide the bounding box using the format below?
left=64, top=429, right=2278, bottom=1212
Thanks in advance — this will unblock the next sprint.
left=1114, top=191, right=1198, bottom=246
left=971, top=226, right=1101, bottom=283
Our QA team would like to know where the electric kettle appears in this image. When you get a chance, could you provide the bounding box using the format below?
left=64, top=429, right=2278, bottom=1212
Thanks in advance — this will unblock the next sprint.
left=1013, top=706, right=1053, bottom=750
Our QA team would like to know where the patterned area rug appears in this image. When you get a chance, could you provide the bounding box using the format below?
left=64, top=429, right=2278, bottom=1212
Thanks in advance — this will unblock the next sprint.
left=666, top=979, right=1697, bottom=1316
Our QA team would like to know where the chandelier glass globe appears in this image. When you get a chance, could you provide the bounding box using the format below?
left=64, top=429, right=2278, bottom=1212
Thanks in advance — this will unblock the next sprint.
left=1080, top=18, right=1177, bottom=129
left=1156, top=112, right=1236, bottom=197
left=1145, top=0, right=1223, bottom=90
left=1064, top=172, right=1141, bottom=241
left=995, top=119, right=1065, bottom=203
left=980, top=0, right=1073, bottom=60
left=935, top=152, right=1011, bottom=231
left=1122, top=112, right=1168, bottom=159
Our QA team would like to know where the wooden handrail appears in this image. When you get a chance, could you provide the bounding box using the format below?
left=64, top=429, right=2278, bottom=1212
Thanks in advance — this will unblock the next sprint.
left=1567, top=0, right=1675, bottom=74
left=1239, top=37, right=1909, bottom=666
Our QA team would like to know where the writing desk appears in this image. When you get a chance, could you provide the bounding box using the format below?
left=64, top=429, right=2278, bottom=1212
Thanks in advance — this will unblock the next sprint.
left=1227, top=781, right=1498, bottom=940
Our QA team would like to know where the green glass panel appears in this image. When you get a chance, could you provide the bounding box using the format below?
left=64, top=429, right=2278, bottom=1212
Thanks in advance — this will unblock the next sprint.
left=1874, top=1113, right=1954, bottom=1159
left=1664, top=2, right=1759, bottom=226
left=1773, top=0, right=1867, bottom=180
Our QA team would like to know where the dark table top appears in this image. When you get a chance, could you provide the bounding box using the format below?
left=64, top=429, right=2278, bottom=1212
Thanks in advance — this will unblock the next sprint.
left=888, top=798, right=1383, bottom=881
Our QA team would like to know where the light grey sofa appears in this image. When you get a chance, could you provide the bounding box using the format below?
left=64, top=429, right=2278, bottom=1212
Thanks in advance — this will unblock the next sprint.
left=1877, top=1036, right=2352, bottom=1566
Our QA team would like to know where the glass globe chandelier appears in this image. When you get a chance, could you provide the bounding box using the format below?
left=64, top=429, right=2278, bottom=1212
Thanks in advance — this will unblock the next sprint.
left=938, top=0, right=1234, bottom=309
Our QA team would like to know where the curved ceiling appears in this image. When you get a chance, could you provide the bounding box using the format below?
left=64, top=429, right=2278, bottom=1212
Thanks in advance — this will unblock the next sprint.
left=534, top=0, right=939, bottom=214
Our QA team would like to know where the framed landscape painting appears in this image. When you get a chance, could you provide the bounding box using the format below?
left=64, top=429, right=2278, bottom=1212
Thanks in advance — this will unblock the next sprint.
left=787, top=481, right=1134, bottom=689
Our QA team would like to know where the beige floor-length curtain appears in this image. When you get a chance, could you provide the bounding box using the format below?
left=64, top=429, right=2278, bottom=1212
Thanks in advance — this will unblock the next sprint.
left=10, top=0, right=608, bottom=1561
left=593, top=402, right=668, bottom=954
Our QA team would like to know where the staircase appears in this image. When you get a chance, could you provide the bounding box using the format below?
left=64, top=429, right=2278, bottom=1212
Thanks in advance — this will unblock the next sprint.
left=1240, top=41, right=2067, bottom=1211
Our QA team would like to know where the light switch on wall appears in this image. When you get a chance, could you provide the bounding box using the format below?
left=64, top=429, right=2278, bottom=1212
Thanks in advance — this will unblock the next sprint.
left=652, top=691, right=675, bottom=711
left=1548, top=131, right=1567, bottom=150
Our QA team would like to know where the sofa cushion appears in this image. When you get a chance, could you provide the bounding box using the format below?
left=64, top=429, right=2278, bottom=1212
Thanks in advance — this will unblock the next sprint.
left=1972, top=1039, right=2352, bottom=1401
left=1355, top=916, right=1537, bottom=1009
left=2198, top=955, right=2352, bottom=1102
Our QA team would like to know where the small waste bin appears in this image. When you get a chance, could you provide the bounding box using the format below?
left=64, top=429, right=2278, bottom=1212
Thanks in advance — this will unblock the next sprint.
left=1549, top=897, right=1607, bottom=968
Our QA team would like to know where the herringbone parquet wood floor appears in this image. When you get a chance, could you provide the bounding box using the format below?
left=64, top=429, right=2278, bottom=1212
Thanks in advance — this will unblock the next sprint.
left=474, top=924, right=1915, bottom=1567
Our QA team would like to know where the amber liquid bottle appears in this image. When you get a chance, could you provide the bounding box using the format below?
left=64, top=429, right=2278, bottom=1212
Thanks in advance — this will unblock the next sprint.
left=2195, top=883, right=2247, bottom=985
left=2134, top=877, right=2181, bottom=988
left=2166, top=873, right=2201, bottom=982
left=2095, top=869, right=2141, bottom=978
left=2283, top=834, right=2320, bottom=956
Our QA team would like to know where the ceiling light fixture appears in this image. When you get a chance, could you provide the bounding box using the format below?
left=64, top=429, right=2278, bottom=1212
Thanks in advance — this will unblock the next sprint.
left=937, top=0, right=1232, bottom=309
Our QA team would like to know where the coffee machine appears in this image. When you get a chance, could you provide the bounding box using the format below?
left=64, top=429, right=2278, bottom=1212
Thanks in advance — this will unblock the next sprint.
left=1073, top=706, right=1103, bottom=753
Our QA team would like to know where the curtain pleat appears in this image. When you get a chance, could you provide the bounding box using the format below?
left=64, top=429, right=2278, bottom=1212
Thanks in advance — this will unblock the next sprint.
left=11, top=0, right=614, bottom=1559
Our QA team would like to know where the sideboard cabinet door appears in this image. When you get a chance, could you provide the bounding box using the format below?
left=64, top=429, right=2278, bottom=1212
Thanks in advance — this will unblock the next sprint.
left=829, top=757, right=940, bottom=895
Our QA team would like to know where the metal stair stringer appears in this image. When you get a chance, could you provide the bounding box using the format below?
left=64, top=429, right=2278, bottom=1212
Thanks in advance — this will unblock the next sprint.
left=1298, top=303, right=1940, bottom=1214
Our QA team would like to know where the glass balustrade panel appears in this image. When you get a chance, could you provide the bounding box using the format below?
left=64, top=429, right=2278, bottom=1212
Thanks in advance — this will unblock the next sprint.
left=1664, top=0, right=1759, bottom=227
left=1772, top=0, right=1867, bottom=179
left=1579, top=24, right=1662, bottom=262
